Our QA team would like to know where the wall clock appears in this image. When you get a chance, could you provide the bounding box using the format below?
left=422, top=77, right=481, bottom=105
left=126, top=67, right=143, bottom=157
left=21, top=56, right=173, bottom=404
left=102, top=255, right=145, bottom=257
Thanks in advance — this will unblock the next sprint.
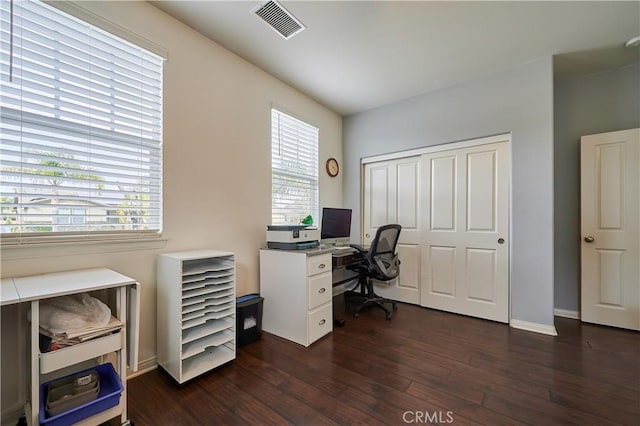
left=326, top=157, right=339, bottom=177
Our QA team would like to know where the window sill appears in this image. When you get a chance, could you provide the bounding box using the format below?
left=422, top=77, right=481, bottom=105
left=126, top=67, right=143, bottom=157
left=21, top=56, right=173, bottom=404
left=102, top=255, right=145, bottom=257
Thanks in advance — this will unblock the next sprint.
left=0, top=236, right=169, bottom=260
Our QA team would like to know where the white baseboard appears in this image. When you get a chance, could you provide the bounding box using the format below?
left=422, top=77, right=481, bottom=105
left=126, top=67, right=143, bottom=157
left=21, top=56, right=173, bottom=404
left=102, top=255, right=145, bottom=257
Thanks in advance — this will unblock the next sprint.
left=510, top=319, right=558, bottom=336
left=127, top=356, right=158, bottom=379
left=554, top=309, right=580, bottom=319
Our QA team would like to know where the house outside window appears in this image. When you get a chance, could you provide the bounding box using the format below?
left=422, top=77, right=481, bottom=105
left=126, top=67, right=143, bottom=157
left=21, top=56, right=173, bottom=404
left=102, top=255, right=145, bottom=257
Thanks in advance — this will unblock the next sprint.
left=55, top=208, right=86, bottom=227
left=0, top=0, right=164, bottom=241
left=271, top=108, right=319, bottom=225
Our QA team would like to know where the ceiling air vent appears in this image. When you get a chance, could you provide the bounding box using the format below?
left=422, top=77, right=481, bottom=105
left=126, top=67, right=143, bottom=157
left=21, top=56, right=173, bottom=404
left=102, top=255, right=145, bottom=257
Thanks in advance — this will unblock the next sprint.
left=252, top=0, right=306, bottom=40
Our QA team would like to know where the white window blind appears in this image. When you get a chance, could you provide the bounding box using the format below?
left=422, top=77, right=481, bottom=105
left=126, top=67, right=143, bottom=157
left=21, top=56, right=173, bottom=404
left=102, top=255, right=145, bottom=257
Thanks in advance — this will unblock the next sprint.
left=271, top=109, right=318, bottom=224
left=0, top=0, right=164, bottom=241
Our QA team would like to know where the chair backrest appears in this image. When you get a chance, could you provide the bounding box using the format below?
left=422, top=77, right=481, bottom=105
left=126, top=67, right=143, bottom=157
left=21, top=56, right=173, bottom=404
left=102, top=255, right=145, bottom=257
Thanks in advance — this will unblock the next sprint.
left=368, top=224, right=402, bottom=281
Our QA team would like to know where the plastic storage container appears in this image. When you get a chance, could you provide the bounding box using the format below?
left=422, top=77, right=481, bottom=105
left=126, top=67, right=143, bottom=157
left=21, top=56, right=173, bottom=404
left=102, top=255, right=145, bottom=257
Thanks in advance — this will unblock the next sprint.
left=39, top=363, right=123, bottom=426
left=45, top=369, right=100, bottom=417
left=236, top=294, right=264, bottom=347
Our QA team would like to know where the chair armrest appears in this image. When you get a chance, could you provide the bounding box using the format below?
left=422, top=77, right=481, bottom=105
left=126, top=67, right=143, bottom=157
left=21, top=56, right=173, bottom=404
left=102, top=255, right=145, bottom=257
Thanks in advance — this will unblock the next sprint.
left=349, top=244, right=368, bottom=254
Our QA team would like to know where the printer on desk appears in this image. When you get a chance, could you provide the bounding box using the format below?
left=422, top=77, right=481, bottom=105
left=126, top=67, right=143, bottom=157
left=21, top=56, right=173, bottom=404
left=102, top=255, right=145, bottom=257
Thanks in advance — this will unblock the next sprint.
left=266, top=224, right=320, bottom=250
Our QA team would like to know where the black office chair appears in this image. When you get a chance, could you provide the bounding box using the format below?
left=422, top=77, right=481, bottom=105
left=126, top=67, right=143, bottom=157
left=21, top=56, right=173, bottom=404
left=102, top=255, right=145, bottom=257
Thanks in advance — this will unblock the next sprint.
left=345, top=224, right=402, bottom=320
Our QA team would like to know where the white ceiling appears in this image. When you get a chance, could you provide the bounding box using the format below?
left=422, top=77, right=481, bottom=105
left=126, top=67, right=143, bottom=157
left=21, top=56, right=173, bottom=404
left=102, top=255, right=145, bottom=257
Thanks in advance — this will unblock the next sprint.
left=150, top=1, right=640, bottom=116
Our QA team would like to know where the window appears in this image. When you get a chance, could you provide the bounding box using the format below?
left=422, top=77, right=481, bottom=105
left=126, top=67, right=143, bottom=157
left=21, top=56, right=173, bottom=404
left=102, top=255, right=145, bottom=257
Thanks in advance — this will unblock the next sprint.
left=271, top=109, right=319, bottom=224
left=0, top=0, right=164, bottom=240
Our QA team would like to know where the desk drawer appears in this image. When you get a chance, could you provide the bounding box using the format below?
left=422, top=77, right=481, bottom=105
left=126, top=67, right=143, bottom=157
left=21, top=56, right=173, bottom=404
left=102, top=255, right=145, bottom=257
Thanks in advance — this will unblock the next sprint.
left=308, top=303, right=332, bottom=344
left=308, top=272, right=332, bottom=309
left=40, top=332, right=122, bottom=374
left=307, top=254, right=331, bottom=277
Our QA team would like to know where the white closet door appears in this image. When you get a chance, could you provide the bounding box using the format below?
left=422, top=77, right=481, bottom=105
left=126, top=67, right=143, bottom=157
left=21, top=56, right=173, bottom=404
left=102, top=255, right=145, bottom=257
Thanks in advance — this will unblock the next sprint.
left=420, top=141, right=510, bottom=323
left=363, top=157, right=421, bottom=304
left=581, top=128, right=639, bottom=330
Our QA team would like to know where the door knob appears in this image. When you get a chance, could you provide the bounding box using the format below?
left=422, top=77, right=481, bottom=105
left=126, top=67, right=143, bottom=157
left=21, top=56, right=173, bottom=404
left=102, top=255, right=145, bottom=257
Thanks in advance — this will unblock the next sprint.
left=497, top=238, right=505, bottom=244
left=584, top=236, right=595, bottom=243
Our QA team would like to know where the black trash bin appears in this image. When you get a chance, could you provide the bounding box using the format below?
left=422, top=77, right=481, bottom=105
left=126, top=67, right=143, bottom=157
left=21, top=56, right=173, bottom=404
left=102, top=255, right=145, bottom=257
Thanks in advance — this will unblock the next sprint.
left=236, top=294, right=264, bottom=348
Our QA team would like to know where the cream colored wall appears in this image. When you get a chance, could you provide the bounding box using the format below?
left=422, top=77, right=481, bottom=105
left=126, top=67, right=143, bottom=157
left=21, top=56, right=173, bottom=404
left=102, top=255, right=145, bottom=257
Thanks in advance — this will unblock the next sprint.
left=0, top=1, right=342, bottom=420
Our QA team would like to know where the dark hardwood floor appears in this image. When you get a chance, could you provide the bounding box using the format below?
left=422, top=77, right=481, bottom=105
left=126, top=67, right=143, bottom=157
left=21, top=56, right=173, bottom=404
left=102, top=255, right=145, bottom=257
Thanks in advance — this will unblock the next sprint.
left=124, top=304, right=640, bottom=425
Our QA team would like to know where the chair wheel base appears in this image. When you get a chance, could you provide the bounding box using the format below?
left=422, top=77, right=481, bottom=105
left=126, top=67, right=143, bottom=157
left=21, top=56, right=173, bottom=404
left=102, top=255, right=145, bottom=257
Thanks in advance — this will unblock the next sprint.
left=344, top=294, right=398, bottom=320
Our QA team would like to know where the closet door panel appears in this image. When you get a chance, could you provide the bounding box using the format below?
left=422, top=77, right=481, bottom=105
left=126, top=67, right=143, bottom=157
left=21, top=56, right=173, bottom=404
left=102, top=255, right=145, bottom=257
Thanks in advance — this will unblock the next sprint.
left=421, top=141, right=509, bottom=323
left=363, top=157, right=421, bottom=305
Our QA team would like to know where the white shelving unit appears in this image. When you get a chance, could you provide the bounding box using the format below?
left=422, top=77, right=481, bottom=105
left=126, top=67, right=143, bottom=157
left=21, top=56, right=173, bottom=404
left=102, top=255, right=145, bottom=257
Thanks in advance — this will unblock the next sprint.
left=157, top=250, right=236, bottom=384
left=2, top=268, right=140, bottom=426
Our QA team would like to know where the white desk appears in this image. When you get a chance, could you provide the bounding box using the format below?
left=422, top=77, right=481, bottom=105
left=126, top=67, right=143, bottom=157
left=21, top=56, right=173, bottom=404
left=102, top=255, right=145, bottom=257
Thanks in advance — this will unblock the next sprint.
left=259, top=246, right=363, bottom=346
left=260, top=248, right=334, bottom=347
left=2, top=268, right=140, bottom=426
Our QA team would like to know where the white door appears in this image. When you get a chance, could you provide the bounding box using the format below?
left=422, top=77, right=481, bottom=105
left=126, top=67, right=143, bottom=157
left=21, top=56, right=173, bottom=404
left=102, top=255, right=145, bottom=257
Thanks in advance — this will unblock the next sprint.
left=581, top=128, right=639, bottom=330
left=420, top=141, right=510, bottom=323
left=363, top=157, right=421, bottom=304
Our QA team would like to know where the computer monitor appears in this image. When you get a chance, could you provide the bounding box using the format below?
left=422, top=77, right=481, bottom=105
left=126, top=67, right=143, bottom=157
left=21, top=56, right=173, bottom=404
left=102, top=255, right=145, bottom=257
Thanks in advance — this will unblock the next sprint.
left=320, top=207, right=352, bottom=246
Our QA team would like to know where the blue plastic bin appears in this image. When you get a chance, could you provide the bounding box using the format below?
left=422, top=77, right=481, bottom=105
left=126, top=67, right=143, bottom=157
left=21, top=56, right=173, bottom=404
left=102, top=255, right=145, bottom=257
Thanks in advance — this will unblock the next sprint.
left=39, top=363, right=123, bottom=426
